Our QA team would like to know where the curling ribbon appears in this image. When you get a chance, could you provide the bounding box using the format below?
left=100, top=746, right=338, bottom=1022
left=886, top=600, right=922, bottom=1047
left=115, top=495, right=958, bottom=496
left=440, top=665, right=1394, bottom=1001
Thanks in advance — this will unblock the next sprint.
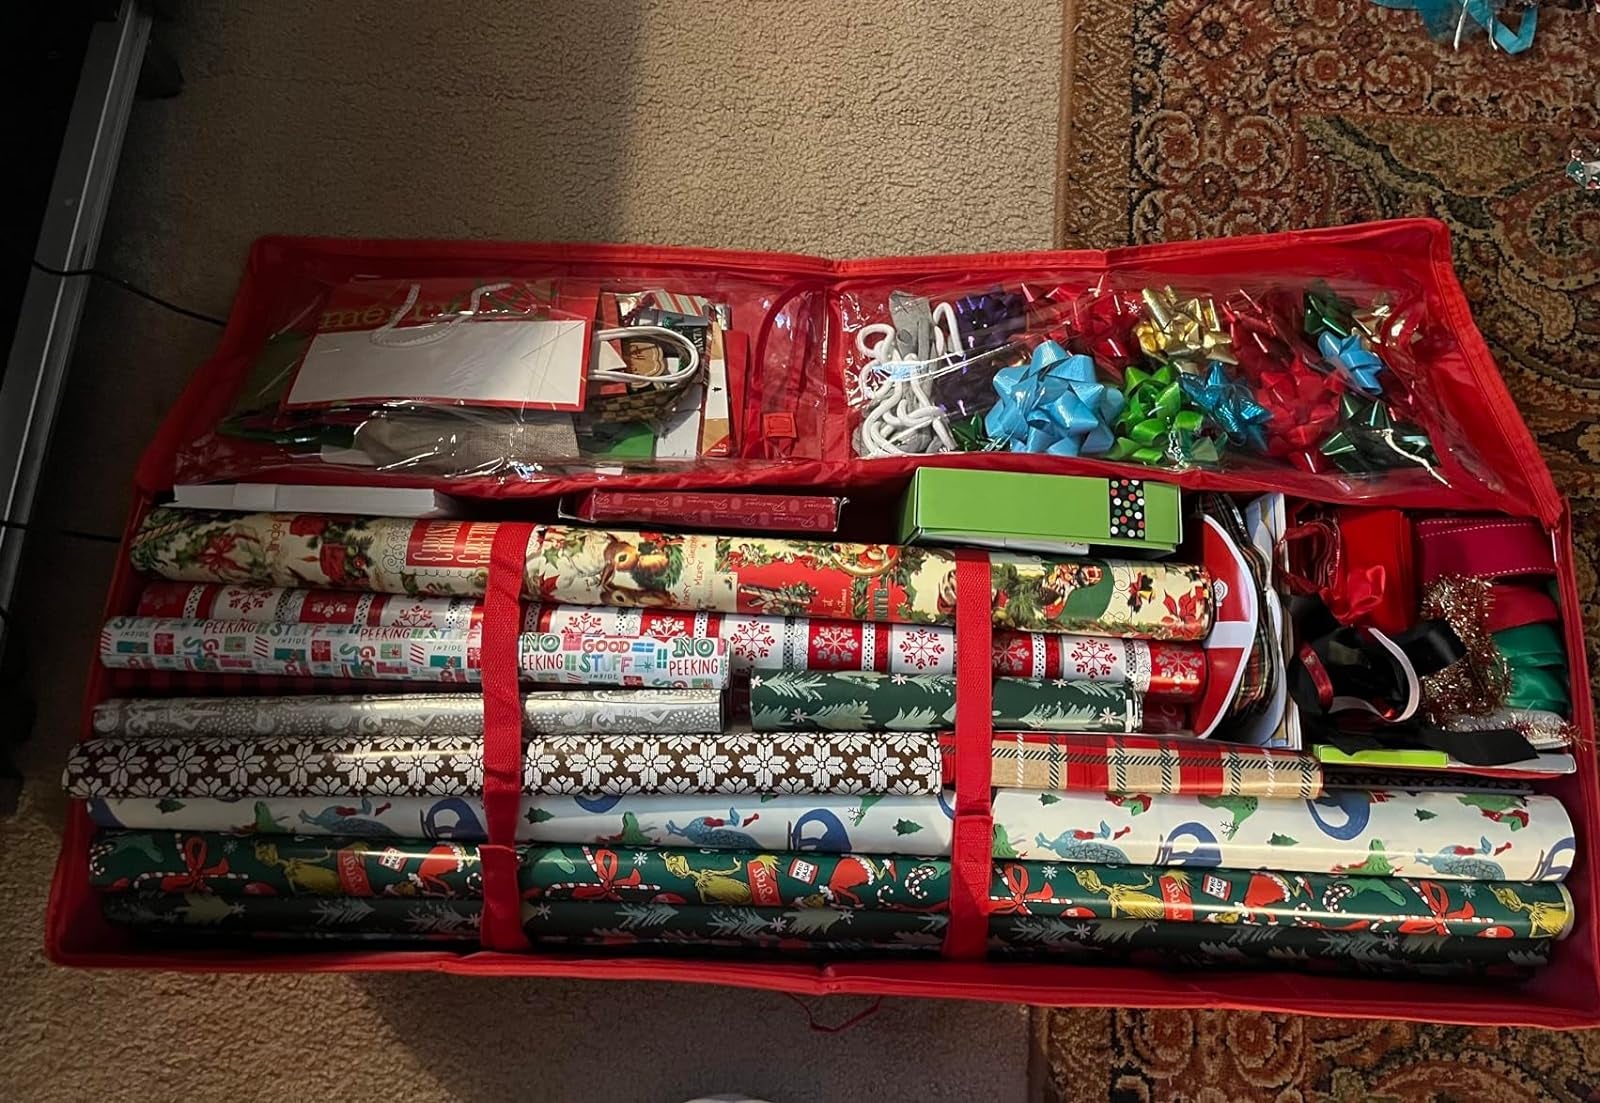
left=983, top=341, right=1122, bottom=456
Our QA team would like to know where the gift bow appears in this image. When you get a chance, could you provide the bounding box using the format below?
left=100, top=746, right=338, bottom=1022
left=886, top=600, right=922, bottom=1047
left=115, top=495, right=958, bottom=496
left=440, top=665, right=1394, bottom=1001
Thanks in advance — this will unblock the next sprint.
left=571, top=847, right=646, bottom=901
left=1179, top=362, right=1272, bottom=451
left=1317, top=331, right=1386, bottom=395
left=1255, top=359, right=1343, bottom=455
left=991, top=863, right=1059, bottom=915
left=1371, top=0, right=1537, bottom=54
left=159, top=836, right=231, bottom=893
left=952, top=291, right=1028, bottom=354
left=1320, top=393, right=1440, bottom=478
left=983, top=340, right=1123, bottom=456
left=1134, top=287, right=1237, bottom=373
left=1107, top=363, right=1218, bottom=465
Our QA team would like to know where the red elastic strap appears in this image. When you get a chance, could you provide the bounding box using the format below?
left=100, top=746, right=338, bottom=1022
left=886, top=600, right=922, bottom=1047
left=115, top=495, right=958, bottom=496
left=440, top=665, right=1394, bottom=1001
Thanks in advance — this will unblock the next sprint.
left=479, top=521, right=535, bottom=952
left=941, top=550, right=994, bottom=960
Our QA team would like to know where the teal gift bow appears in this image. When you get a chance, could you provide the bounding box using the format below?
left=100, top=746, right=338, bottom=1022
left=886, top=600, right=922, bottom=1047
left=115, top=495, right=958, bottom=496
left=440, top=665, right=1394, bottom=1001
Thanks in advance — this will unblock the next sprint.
left=1180, top=362, right=1272, bottom=451
left=983, top=340, right=1123, bottom=456
left=1320, top=393, right=1441, bottom=480
left=1371, top=0, right=1537, bottom=54
left=1107, top=363, right=1219, bottom=466
left=1317, top=331, right=1386, bottom=396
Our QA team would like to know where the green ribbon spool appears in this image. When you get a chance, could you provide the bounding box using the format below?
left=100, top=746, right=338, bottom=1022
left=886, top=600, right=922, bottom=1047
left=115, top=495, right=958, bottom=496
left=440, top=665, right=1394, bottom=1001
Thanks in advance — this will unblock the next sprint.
left=1494, top=623, right=1570, bottom=712
left=1107, top=363, right=1217, bottom=466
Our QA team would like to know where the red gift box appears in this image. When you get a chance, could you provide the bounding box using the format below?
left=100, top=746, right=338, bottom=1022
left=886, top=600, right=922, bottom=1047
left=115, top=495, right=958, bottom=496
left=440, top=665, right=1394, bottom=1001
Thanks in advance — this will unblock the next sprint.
left=47, top=220, right=1600, bottom=1028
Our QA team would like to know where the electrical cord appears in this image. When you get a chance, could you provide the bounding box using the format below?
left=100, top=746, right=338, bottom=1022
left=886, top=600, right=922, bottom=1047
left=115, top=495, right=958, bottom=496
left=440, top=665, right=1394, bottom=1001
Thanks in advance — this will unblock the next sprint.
left=29, top=258, right=227, bottom=327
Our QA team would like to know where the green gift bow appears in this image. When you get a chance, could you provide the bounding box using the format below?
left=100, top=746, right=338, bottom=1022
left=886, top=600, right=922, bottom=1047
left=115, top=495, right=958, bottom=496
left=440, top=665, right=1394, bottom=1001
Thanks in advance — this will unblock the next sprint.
left=1107, top=363, right=1219, bottom=465
left=1319, top=394, right=1439, bottom=478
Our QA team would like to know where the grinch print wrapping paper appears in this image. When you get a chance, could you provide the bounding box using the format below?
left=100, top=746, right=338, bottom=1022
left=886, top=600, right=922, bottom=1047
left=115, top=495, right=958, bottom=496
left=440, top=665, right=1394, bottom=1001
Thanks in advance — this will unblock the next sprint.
left=86, top=791, right=958, bottom=856
left=994, top=788, right=1577, bottom=882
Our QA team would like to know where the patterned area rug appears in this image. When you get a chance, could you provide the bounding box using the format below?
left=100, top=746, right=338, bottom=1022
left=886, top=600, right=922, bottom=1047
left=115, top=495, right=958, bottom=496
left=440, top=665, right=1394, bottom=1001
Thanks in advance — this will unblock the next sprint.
left=1044, top=1, right=1600, bottom=1097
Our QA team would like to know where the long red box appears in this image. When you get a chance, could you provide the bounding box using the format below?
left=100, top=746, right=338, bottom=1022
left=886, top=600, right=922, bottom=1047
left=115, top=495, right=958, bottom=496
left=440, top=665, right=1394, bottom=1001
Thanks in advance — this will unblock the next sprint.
left=47, top=220, right=1600, bottom=1027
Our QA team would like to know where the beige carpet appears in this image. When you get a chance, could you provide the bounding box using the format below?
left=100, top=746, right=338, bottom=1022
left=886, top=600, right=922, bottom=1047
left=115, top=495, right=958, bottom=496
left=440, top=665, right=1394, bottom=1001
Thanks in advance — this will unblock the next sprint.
left=4, top=2, right=1059, bottom=1099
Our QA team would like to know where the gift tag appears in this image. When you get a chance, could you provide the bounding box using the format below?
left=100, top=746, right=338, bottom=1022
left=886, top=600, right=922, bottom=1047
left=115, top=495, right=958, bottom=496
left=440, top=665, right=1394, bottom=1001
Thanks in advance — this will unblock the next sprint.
left=286, top=279, right=591, bottom=411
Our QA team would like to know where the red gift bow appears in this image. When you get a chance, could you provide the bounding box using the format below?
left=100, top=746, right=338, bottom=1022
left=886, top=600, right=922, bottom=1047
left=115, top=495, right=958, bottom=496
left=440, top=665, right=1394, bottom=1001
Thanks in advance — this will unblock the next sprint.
left=990, top=863, right=1059, bottom=916
left=159, top=835, right=231, bottom=893
left=1224, top=291, right=1345, bottom=467
left=570, top=847, right=646, bottom=902
left=1059, top=288, right=1145, bottom=374
left=1396, top=879, right=1477, bottom=937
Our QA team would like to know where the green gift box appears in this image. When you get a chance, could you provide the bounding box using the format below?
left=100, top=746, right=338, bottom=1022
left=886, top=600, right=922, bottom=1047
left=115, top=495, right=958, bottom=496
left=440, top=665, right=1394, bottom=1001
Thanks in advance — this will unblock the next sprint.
left=896, top=469, right=1182, bottom=554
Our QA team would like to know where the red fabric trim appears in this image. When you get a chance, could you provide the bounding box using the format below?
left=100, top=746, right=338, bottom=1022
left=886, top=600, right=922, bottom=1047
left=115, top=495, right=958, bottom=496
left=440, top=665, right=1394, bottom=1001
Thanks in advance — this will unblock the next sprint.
left=479, top=522, right=535, bottom=951
left=942, top=550, right=994, bottom=960
left=1417, top=516, right=1555, bottom=584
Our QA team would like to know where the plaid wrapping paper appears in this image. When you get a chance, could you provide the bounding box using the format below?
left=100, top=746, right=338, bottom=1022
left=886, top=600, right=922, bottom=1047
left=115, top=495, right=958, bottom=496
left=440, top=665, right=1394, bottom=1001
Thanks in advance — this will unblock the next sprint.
left=975, top=734, right=1324, bottom=797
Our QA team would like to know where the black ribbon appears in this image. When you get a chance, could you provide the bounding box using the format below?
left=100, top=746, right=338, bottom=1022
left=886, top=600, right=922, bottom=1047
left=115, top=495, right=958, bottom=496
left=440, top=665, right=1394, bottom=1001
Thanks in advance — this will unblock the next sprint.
left=1287, top=595, right=1537, bottom=767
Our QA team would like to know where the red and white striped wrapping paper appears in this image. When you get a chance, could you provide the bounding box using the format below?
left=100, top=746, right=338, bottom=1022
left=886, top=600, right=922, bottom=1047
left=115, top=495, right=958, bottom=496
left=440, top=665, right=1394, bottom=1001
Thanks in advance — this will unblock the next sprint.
left=137, top=581, right=482, bottom=631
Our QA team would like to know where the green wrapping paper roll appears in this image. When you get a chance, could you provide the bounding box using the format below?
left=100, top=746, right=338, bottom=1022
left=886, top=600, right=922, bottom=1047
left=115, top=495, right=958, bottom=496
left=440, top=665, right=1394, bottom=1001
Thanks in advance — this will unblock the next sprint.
left=520, top=900, right=948, bottom=946
left=749, top=671, right=1143, bottom=733
left=89, top=832, right=947, bottom=910
left=988, top=916, right=1551, bottom=978
left=102, top=892, right=482, bottom=938
left=88, top=831, right=1574, bottom=940
left=988, top=861, right=1574, bottom=938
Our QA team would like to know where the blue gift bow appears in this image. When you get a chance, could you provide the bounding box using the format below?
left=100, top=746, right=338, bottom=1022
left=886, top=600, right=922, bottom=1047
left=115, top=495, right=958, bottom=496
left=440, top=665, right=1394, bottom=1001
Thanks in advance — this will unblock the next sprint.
left=983, top=341, right=1124, bottom=456
left=1370, top=0, right=1536, bottom=54
left=1318, top=331, right=1386, bottom=396
left=1179, top=362, right=1272, bottom=452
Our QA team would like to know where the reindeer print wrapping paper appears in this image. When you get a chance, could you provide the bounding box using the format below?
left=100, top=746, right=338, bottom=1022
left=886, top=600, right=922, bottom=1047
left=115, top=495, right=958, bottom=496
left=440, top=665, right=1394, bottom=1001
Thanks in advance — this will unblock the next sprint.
left=91, top=690, right=724, bottom=738
left=748, top=671, right=1144, bottom=733
left=86, top=791, right=958, bottom=856
left=994, top=788, right=1577, bottom=882
left=129, top=509, right=1212, bottom=639
left=65, top=732, right=944, bottom=800
left=98, top=617, right=728, bottom=689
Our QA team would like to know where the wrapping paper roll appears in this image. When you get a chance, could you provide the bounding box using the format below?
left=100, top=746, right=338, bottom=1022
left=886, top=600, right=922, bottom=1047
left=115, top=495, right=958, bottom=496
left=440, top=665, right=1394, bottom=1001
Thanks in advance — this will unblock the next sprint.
left=136, top=581, right=482, bottom=629
left=103, top=892, right=482, bottom=938
left=529, top=604, right=1206, bottom=700
left=65, top=732, right=944, bottom=799
left=987, top=860, right=1573, bottom=938
left=85, top=791, right=958, bottom=855
left=98, top=617, right=727, bottom=689
left=993, top=788, right=1577, bottom=881
left=519, top=900, right=947, bottom=945
left=91, top=690, right=724, bottom=738
left=987, top=917, right=1551, bottom=977
left=130, top=509, right=1212, bottom=639
left=985, top=734, right=1323, bottom=797
left=103, top=893, right=942, bottom=953
left=89, top=831, right=1571, bottom=940
left=749, top=671, right=1145, bottom=733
